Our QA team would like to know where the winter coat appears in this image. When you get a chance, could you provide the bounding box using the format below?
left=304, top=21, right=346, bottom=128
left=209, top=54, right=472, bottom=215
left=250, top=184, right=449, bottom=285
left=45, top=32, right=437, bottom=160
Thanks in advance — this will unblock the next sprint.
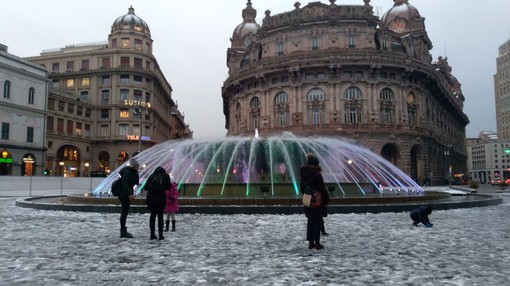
left=410, top=206, right=432, bottom=225
left=164, top=182, right=179, bottom=213
left=144, top=167, right=171, bottom=207
left=118, top=166, right=139, bottom=201
left=299, top=164, right=329, bottom=218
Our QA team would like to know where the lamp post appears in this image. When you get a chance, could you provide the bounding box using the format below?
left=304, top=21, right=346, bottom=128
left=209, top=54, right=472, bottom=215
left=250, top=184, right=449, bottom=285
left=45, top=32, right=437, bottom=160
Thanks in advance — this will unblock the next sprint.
left=59, top=161, right=64, bottom=195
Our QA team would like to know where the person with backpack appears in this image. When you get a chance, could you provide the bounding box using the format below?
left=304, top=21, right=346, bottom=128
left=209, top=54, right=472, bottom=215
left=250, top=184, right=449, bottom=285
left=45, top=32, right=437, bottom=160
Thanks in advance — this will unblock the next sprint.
left=164, top=181, right=179, bottom=232
left=118, top=158, right=140, bottom=238
left=144, top=166, right=171, bottom=240
left=300, top=153, right=329, bottom=250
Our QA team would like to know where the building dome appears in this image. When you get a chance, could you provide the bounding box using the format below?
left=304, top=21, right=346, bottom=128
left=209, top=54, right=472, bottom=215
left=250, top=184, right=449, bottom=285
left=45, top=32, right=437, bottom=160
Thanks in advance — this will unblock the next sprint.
left=232, top=1, right=261, bottom=46
left=380, top=0, right=425, bottom=34
left=111, top=6, right=151, bottom=36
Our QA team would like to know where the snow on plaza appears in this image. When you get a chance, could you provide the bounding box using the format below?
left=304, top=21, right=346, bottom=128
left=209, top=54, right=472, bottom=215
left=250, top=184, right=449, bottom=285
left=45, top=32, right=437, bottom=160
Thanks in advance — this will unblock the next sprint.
left=1, top=194, right=510, bottom=286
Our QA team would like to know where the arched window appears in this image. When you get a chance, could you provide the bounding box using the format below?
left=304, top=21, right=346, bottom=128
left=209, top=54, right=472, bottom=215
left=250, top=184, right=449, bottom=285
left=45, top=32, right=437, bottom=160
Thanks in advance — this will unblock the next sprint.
left=3, top=80, right=11, bottom=99
left=274, top=92, right=289, bottom=127
left=379, top=88, right=395, bottom=124
left=250, top=97, right=260, bottom=130
left=344, top=87, right=362, bottom=100
left=306, top=88, right=326, bottom=126
left=28, top=87, right=35, bottom=104
left=344, top=87, right=363, bottom=124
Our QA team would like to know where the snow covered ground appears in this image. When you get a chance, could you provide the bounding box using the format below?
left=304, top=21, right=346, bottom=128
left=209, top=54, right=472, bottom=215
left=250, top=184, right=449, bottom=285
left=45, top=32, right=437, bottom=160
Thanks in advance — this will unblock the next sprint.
left=1, top=194, right=509, bottom=285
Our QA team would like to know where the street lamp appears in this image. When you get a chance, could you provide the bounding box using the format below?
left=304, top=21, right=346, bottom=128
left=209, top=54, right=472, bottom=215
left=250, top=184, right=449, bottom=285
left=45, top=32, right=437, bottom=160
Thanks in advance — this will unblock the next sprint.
left=59, top=161, right=64, bottom=195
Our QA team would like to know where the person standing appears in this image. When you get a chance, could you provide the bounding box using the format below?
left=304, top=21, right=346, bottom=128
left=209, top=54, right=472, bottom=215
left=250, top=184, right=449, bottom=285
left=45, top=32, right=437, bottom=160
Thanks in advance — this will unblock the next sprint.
left=119, top=158, right=140, bottom=238
left=300, top=153, right=329, bottom=250
left=164, top=181, right=179, bottom=232
left=144, top=166, right=171, bottom=240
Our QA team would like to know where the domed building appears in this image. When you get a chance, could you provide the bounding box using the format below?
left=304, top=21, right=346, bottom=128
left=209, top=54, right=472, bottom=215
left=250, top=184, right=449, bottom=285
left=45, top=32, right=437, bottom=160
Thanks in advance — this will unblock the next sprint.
left=25, top=7, right=192, bottom=177
left=222, top=0, right=468, bottom=183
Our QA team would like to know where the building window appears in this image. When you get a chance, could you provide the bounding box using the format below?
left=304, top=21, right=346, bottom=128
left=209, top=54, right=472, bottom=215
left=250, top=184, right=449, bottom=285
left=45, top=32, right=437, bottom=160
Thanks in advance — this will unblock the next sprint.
left=311, top=37, right=319, bottom=50
left=121, top=38, right=130, bottom=49
left=26, top=127, right=34, bottom=143
left=119, top=124, right=129, bottom=136
left=76, top=122, right=82, bottom=136
left=85, top=108, right=91, bottom=118
left=380, top=88, right=394, bottom=101
left=134, top=90, right=142, bottom=101
left=58, top=101, right=65, bottom=112
left=67, top=120, right=73, bottom=135
left=100, top=124, right=109, bottom=137
left=81, top=59, right=89, bottom=70
left=274, top=92, right=289, bottom=127
left=134, top=58, right=143, bottom=68
left=68, top=103, right=74, bottom=114
left=28, top=87, right=35, bottom=104
left=379, top=88, right=394, bottom=124
left=66, top=61, right=74, bottom=71
left=344, top=87, right=362, bottom=100
left=277, top=43, right=284, bottom=56
left=120, top=89, right=129, bottom=101
left=101, top=90, right=110, bottom=102
left=76, top=106, right=83, bottom=116
left=134, top=76, right=142, bottom=85
left=84, top=124, right=91, bottom=137
left=102, top=57, right=111, bottom=68
left=349, top=35, right=356, bottom=48
left=80, top=91, right=88, bottom=101
left=119, top=109, right=130, bottom=118
left=307, top=88, right=326, bottom=126
left=101, top=75, right=110, bottom=85
left=120, top=75, right=129, bottom=84
left=52, top=63, right=59, bottom=72
left=120, top=57, right=130, bottom=67
left=57, top=118, right=64, bottom=132
left=135, top=39, right=143, bottom=50
left=100, top=109, right=109, bottom=119
left=81, top=77, right=90, bottom=87
left=1, top=123, right=9, bottom=140
left=3, top=80, right=11, bottom=98
left=47, top=116, right=54, bottom=131
left=66, top=79, right=74, bottom=88
left=250, top=97, right=260, bottom=130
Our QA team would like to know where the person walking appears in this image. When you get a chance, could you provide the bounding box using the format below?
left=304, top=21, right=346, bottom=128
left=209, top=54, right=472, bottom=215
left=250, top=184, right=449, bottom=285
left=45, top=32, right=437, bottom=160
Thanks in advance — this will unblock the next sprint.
left=164, top=181, right=179, bottom=232
left=300, top=153, right=329, bottom=250
left=118, top=158, right=140, bottom=238
left=144, top=166, right=171, bottom=240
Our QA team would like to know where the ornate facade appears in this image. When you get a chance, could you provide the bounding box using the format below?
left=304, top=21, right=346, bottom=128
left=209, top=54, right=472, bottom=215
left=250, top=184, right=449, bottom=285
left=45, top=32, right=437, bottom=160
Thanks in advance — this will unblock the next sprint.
left=222, top=0, right=468, bottom=183
left=26, top=7, right=192, bottom=177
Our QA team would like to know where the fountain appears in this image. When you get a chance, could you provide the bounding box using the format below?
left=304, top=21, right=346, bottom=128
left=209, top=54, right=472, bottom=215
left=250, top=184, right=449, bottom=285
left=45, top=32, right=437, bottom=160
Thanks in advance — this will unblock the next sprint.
left=93, top=133, right=424, bottom=198
left=16, top=134, right=503, bottom=213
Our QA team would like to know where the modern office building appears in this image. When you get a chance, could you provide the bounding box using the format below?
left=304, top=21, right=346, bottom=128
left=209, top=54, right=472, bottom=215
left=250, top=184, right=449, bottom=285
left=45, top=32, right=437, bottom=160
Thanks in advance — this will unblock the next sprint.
left=495, top=39, right=510, bottom=141
left=222, top=0, right=469, bottom=184
left=25, top=7, right=191, bottom=177
left=467, top=131, right=510, bottom=184
left=0, top=44, right=48, bottom=176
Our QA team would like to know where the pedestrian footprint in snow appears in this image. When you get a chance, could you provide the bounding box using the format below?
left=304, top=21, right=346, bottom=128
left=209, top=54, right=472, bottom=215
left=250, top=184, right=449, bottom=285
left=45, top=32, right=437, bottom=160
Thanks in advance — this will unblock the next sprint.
left=410, top=205, right=433, bottom=228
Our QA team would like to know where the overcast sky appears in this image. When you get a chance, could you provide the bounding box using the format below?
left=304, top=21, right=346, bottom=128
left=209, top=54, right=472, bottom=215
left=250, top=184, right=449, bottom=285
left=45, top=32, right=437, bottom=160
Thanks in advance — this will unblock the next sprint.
left=2, top=0, right=509, bottom=139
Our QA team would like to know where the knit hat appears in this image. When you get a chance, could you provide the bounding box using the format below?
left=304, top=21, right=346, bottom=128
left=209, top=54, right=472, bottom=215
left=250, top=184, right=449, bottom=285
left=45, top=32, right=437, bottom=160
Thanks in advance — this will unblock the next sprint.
left=306, top=153, right=320, bottom=166
left=127, top=158, right=139, bottom=169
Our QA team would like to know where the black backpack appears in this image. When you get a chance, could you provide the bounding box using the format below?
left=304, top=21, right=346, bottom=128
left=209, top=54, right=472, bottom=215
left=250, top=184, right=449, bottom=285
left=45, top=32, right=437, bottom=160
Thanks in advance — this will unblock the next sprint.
left=111, top=176, right=122, bottom=196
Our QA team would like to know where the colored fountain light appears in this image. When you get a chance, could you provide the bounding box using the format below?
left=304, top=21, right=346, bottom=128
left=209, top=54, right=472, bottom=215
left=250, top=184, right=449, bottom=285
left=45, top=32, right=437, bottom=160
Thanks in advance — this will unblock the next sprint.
left=92, top=133, right=423, bottom=198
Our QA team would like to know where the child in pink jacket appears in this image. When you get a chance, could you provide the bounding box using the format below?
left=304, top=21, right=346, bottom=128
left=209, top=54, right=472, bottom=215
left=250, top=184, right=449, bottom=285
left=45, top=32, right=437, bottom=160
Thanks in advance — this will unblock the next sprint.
left=164, top=182, right=179, bottom=232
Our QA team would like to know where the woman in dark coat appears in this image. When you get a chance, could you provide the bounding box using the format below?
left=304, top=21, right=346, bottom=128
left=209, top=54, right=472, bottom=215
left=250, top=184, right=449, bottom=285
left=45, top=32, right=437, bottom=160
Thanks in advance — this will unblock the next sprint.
left=300, top=153, right=330, bottom=250
left=144, top=166, right=171, bottom=240
left=118, top=158, right=140, bottom=238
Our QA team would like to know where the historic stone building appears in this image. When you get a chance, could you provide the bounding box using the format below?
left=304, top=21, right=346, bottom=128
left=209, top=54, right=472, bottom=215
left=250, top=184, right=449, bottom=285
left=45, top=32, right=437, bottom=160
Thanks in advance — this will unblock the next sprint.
left=26, top=7, right=191, bottom=177
left=222, top=0, right=469, bottom=183
left=0, top=44, right=48, bottom=176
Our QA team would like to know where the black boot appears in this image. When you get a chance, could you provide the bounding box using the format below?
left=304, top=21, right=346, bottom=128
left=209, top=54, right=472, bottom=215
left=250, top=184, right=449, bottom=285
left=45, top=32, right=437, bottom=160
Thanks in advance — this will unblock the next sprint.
left=171, top=220, right=176, bottom=232
left=120, top=227, right=133, bottom=238
left=165, top=220, right=170, bottom=232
